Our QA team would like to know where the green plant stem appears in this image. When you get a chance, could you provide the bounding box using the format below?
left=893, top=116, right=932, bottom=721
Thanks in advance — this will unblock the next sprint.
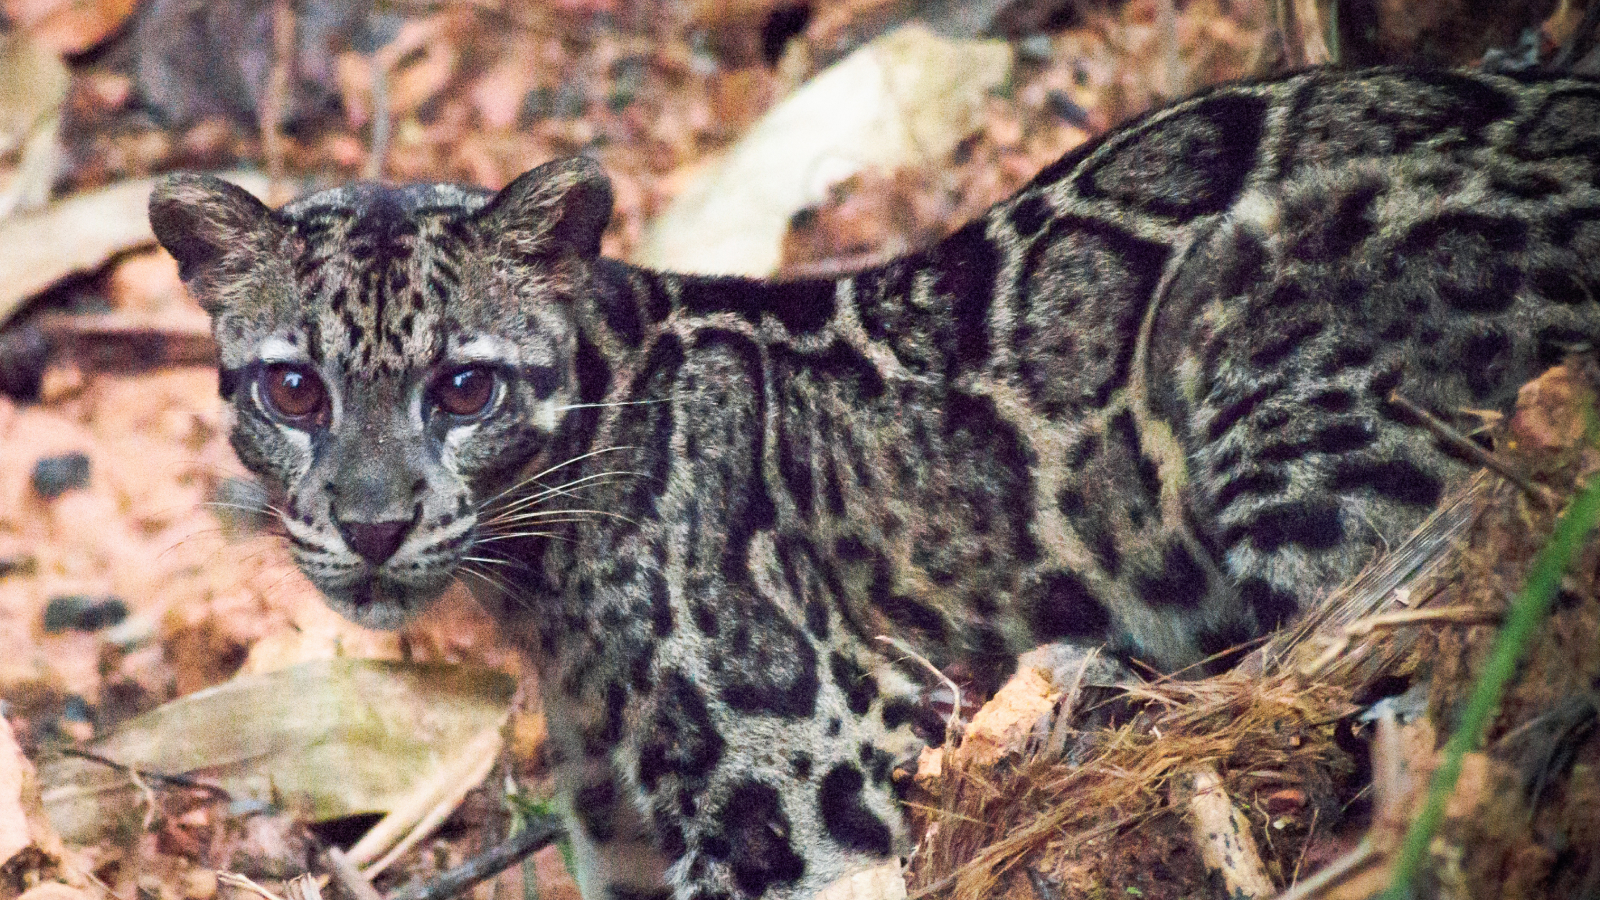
left=1381, top=471, right=1600, bottom=900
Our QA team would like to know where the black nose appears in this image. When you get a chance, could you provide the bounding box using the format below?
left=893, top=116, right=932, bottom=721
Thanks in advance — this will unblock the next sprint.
left=337, top=519, right=412, bottom=565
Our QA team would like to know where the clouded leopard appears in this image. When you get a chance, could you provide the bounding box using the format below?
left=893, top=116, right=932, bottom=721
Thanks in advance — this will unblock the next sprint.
left=150, top=67, right=1600, bottom=900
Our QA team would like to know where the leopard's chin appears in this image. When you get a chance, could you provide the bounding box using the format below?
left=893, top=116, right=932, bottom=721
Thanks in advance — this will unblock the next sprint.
left=317, top=572, right=453, bottom=630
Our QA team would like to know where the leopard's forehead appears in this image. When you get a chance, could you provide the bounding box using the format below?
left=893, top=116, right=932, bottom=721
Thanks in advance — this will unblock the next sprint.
left=272, top=182, right=528, bottom=378
left=278, top=180, right=493, bottom=221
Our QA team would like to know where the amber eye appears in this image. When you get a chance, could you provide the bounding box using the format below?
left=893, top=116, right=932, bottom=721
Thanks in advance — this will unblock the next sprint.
left=260, top=364, right=328, bottom=423
left=432, top=366, right=498, bottom=417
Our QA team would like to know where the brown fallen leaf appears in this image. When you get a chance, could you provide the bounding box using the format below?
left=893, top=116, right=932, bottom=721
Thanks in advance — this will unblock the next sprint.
left=1509, top=364, right=1592, bottom=453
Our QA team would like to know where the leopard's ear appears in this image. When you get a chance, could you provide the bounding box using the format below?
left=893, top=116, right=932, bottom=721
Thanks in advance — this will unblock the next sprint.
left=148, top=174, right=275, bottom=296
left=477, top=156, right=613, bottom=259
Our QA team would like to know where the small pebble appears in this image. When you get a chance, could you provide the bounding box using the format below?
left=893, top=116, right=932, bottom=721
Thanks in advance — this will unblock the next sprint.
left=1046, top=90, right=1090, bottom=127
left=42, top=595, right=129, bottom=633
left=1017, top=33, right=1055, bottom=65
left=31, top=452, right=91, bottom=498
left=0, top=324, right=49, bottom=402
left=0, top=555, right=37, bottom=578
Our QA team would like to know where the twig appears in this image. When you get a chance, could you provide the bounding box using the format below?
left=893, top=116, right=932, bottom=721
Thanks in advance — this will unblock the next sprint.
left=1274, top=0, right=1333, bottom=67
left=1155, top=0, right=1182, bottom=96
left=35, top=313, right=217, bottom=372
left=219, top=873, right=288, bottom=900
left=384, top=814, right=565, bottom=900
left=1178, top=764, right=1274, bottom=899
left=57, top=747, right=232, bottom=800
left=876, top=635, right=963, bottom=746
left=364, top=58, right=391, bottom=181
left=1342, top=604, right=1501, bottom=637
left=1299, top=604, right=1500, bottom=679
left=261, top=0, right=296, bottom=204
left=324, top=848, right=383, bottom=900
left=284, top=874, right=324, bottom=900
left=350, top=725, right=504, bottom=878
left=1272, top=836, right=1379, bottom=900
left=1288, top=805, right=1319, bottom=887
left=1387, top=391, right=1556, bottom=508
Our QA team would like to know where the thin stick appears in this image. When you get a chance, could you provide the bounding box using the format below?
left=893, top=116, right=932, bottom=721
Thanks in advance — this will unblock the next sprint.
left=1388, top=391, right=1555, bottom=508
left=363, top=58, right=390, bottom=181
left=1273, top=836, right=1379, bottom=900
left=324, top=848, right=382, bottom=900
left=284, top=874, right=325, bottom=900
left=1177, top=764, right=1273, bottom=899
left=219, top=873, right=288, bottom=900
left=384, top=815, right=565, bottom=900
left=876, top=635, right=962, bottom=746
left=1341, top=605, right=1501, bottom=637
left=57, top=747, right=232, bottom=800
left=261, top=0, right=295, bottom=204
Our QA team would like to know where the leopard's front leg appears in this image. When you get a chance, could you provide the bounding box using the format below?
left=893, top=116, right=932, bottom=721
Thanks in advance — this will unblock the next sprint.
left=548, top=335, right=920, bottom=899
left=619, top=574, right=919, bottom=900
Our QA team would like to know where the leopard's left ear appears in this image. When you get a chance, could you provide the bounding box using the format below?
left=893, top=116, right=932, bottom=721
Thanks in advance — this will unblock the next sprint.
left=149, top=174, right=277, bottom=295
left=477, top=156, right=614, bottom=259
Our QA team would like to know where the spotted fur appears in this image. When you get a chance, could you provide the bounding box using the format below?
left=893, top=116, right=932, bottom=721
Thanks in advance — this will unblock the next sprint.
left=151, top=69, right=1600, bottom=899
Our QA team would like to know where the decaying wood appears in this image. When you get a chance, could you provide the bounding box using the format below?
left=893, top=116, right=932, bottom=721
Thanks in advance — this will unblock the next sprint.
left=33, top=313, right=216, bottom=372
left=1175, top=764, right=1273, bottom=899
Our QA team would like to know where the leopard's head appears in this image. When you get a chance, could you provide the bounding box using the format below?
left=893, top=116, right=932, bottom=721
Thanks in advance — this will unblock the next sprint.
left=149, top=158, right=613, bottom=627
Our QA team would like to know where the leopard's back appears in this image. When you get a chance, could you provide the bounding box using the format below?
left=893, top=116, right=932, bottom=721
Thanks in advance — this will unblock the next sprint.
left=785, top=68, right=1600, bottom=672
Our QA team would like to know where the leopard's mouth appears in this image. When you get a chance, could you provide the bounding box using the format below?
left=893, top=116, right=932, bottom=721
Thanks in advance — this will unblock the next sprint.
left=313, top=567, right=455, bottom=630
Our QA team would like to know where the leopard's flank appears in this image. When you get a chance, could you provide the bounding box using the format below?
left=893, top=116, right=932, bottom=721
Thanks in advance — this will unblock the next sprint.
left=151, top=69, right=1600, bottom=900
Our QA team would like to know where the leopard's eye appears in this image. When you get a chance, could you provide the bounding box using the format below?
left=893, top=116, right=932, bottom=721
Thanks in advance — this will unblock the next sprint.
left=261, top=364, right=329, bottom=424
left=432, top=366, right=498, bottom=418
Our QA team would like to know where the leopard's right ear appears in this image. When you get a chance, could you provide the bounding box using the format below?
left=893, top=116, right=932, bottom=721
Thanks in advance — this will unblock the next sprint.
left=148, top=174, right=276, bottom=304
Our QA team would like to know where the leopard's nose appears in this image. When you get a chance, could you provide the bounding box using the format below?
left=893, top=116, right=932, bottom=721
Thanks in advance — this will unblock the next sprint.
left=337, top=519, right=412, bottom=565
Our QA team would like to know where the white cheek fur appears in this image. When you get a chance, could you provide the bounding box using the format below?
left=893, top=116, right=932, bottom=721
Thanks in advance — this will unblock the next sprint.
left=535, top=398, right=558, bottom=432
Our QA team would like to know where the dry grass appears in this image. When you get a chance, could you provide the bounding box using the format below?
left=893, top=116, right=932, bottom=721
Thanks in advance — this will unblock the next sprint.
left=908, top=363, right=1600, bottom=900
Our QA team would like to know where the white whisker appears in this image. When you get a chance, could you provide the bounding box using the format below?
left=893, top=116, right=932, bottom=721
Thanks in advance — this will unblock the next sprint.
left=478, top=445, right=638, bottom=508
left=470, top=530, right=563, bottom=545
left=458, top=564, right=517, bottom=598
left=484, top=507, right=641, bottom=528
left=202, top=500, right=286, bottom=517
left=554, top=396, right=673, bottom=412
left=496, top=469, right=647, bottom=511
left=489, top=473, right=646, bottom=515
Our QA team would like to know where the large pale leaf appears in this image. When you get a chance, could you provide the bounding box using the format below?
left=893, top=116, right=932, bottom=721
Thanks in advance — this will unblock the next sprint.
left=0, top=170, right=268, bottom=327
left=40, top=659, right=513, bottom=844
left=634, top=24, right=1011, bottom=276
